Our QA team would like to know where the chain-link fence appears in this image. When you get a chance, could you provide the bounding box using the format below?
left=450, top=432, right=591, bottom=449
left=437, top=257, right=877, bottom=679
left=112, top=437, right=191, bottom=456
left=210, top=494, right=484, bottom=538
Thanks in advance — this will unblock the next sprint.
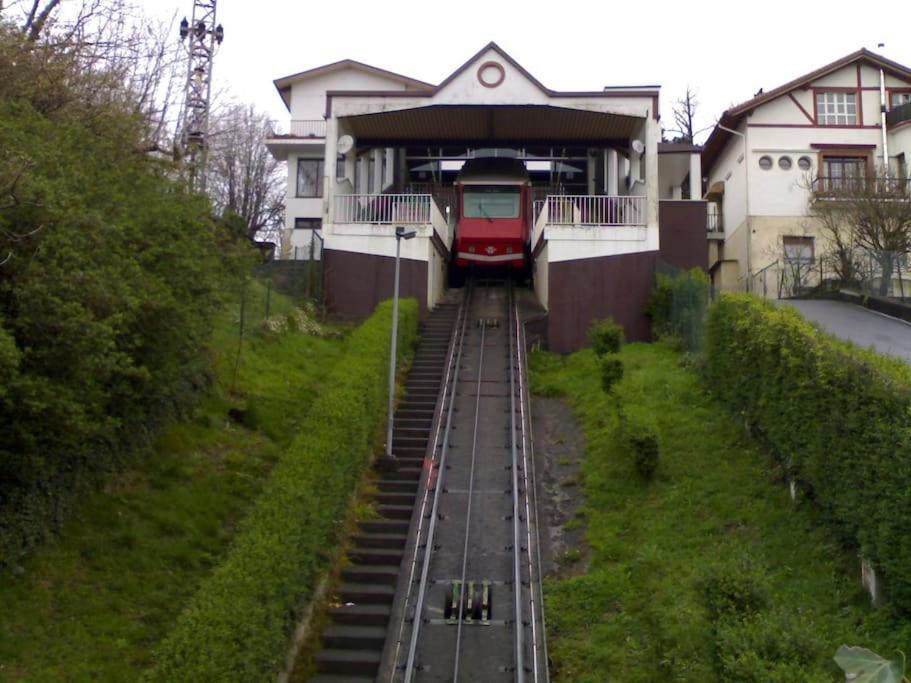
left=651, top=260, right=713, bottom=353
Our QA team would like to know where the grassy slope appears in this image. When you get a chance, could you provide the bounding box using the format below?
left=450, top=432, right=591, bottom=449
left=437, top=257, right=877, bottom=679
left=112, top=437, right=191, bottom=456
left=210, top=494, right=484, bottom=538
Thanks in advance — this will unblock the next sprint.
left=531, top=342, right=905, bottom=682
left=0, top=283, right=346, bottom=681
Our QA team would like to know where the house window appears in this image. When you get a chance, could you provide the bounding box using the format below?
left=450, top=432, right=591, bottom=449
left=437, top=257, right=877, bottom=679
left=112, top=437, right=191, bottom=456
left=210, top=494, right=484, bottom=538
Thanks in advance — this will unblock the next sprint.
left=816, top=92, right=857, bottom=125
left=758, top=155, right=773, bottom=170
left=821, top=156, right=866, bottom=192
left=296, top=159, right=323, bottom=197
left=797, top=156, right=812, bottom=171
left=294, top=218, right=321, bottom=230
left=336, top=155, right=346, bottom=180
left=778, top=156, right=793, bottom=170
left=783, top=236, right=814, bottom=262
left=891, top=92, right=911, bottom=108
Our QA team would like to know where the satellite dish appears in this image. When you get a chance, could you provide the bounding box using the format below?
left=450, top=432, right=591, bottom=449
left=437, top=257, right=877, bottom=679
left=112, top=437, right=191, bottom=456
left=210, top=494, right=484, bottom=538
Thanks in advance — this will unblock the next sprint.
left=631, top=139, right=645, bottom=155
left=337, top=134, right=354, bottom=155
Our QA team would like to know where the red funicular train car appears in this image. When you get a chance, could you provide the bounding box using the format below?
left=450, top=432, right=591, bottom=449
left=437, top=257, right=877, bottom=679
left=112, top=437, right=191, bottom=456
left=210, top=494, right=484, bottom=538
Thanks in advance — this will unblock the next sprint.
left=453, top=158, right=531, bottom=270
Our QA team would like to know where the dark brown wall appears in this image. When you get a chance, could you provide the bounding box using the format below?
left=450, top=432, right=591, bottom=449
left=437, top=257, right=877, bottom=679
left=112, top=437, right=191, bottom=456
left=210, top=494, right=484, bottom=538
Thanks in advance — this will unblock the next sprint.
left=322, top=249, right=428, bottom=321
left=547, top=250, right=658, bottom=353
left=658, top=200, right=708, bottom=271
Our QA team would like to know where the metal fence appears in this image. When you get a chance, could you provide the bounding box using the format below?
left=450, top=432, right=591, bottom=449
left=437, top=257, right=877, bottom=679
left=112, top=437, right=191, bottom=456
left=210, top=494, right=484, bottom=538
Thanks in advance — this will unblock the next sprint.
left=655, top=260, right=713, bottom=353
left=335, top=193, right=432, bottom=224
left=750, top=250, right=910, bottom=302
left=545, top=195, right=645, bottom=226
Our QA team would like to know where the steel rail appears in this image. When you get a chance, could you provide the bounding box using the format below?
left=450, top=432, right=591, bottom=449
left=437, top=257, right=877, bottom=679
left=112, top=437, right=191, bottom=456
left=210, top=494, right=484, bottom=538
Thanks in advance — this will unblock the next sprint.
left=508, top=281, right=526, bottom=683
left=401, top=281, right=474, bottom=683
left=450, top=282, right=489, bottom=682
left=515, top=294, right=550, bottom=683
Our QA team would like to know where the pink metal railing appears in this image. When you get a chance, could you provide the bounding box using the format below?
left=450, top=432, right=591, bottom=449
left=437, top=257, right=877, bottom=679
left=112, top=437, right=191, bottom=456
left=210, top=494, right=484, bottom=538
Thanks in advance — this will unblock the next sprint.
left=545, top=195, right=645, bottom=226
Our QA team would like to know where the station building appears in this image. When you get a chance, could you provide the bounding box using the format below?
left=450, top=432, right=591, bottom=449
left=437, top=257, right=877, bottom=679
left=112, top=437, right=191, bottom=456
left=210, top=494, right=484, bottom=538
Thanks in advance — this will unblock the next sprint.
left=266, top=43, right=707, bottom=351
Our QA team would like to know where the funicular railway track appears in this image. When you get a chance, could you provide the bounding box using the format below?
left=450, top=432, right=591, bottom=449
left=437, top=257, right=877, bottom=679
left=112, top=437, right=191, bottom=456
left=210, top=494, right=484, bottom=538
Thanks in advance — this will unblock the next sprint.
left=386, top=277, right=548, bottom=683
left=310, top=277, right=547, bottom=683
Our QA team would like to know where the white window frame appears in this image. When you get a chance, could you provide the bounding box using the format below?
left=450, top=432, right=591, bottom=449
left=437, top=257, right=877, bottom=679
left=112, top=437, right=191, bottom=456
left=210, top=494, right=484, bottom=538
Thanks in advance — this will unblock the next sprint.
left=783, top=235, right=815, bottom=263
left=816, top=91, right=858, bottom=126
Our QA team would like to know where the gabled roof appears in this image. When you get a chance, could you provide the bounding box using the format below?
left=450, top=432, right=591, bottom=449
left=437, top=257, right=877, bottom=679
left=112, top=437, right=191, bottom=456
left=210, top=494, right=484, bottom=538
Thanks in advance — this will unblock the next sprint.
left=702, top=48, right=911, bottom=171
left=273, top=59, right=434, bottom=109
left=276, top=42, right=660, bottom=114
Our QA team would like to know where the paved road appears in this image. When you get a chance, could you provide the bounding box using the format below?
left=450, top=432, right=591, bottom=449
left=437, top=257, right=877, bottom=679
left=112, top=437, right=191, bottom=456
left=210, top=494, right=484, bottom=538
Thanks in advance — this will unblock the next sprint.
left=784, top=299, right=911, bottom=362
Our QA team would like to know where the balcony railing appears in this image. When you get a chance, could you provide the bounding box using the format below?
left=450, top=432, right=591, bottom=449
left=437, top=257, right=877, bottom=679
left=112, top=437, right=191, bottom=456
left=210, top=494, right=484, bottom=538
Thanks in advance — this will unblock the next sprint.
left=545, top=195, right=645, bottom=226
left=812, top=176, right=911, bottom=197
left=335, top=194, right=431, bottom=224
left=267, top=119, right=327, bottom=139
left=886, top=101, right=911, bottom=128
left=707, top=210, right=723, bottom=234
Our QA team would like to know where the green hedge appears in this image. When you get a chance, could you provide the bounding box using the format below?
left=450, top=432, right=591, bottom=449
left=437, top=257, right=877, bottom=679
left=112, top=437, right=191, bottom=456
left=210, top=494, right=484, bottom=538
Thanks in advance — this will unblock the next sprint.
left=144, top=299, right=418, bottom=681
left=704, top=294, right=911, bottom=611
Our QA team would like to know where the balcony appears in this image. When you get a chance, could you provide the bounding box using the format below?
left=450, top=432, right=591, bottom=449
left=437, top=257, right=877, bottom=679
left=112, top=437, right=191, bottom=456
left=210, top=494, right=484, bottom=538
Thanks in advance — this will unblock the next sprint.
left=811, top=176, right=911, bottom=199
left=706, top=209, right=724, bottom=237
left=335, top=193, right=431, bottom=224
left=886, top=101, right=911, bottom=128
left=267, top=119, right=327, bottom=139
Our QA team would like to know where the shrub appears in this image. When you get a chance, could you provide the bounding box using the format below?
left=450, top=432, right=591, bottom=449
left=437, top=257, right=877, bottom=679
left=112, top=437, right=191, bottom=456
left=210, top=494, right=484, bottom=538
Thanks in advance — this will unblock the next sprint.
left=698, top=552, right=770, bottom=621
left=589, top=317, right=624, bottom=356
left=600, top=356, right=624, bottom=394
left=144, top=299, right=418, bottom=682
left=620, top=411, right=660, bottom=480
left=704, top=293, right=911, bottom=611
left=714, top=609, right=829, bottom=682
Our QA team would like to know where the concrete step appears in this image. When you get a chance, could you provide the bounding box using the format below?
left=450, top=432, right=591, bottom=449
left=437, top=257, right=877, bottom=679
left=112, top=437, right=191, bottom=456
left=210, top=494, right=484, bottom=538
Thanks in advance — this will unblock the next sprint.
left=376, top=480, right=417, bottom=493
left=336, top=582, right=396, bottom=605
left=356, top=519, right=409, bottom=535
left=383, top=467, right=421, bottom=481
left=374, top=492, right=416, bottom=507
left=309, top=675, right=375, bottom=683
left=314, top=648, right=381, bottom=676
left=341, top=564, right=401, bottom=586
left=348, top=546, right=404, bottom=564
left=375, top=504, right=414, bottom=520
left=327, top=603, right=391, bottom=626
left=351, top=532, right=407, bottom=550
left=322, top=624, right=388, bottom=650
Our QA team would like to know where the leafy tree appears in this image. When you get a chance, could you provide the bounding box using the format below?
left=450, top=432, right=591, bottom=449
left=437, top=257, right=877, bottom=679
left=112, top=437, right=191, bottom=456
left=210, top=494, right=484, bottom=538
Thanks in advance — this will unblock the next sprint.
left=809, top=168, right=911, bottom=296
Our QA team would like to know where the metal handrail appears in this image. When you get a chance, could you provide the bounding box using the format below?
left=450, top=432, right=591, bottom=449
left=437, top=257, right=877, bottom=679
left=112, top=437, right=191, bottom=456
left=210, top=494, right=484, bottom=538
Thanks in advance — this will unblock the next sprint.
left=545, top=194, right=645, bottom=226
left=335, top=193, right=432, bottom=224
left=812, top=176, right=911, bottom=195
left=267, top=119, right=327, bottom=138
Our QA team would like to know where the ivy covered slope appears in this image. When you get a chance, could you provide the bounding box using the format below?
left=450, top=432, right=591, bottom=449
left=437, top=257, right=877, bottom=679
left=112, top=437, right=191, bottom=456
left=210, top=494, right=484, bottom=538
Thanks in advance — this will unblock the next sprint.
left=531, top=343, right=904, bottom=682
left=145, top=299, right=418, bottom=682
left=0, top=285, right=346, bottom=681
left=705, top=294, right=911, bottom=611
left=0, top=26, right=248, bottom=562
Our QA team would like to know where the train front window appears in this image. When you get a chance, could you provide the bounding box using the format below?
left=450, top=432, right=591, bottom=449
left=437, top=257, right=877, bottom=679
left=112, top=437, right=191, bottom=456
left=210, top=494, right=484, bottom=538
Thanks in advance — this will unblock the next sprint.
left=463, top=186, right=520, bottom=219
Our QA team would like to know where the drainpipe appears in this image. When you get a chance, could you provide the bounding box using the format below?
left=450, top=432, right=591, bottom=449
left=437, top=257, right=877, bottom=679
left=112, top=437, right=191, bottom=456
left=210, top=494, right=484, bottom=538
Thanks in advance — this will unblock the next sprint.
left=879, top=62, right=890, bottom=175
left=717, top=123, right=752, bottom=292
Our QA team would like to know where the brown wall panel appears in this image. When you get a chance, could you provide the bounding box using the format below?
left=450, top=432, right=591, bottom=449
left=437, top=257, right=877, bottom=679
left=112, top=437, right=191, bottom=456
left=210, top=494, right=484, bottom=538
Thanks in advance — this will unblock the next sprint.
left=658, top=200, right=708, bottom=271
left=323, top=249, right=428, bottom=321
left=547, top=250, right=658, bottom=353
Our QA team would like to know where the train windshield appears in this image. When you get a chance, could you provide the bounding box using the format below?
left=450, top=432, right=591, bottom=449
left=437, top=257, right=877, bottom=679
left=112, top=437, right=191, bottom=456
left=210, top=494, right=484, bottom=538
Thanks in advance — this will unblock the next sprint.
left=463, top=186, right=520, bottom=219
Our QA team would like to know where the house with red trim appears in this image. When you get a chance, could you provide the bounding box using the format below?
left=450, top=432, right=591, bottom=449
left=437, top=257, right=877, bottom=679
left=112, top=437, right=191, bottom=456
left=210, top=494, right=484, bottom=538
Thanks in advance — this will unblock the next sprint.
left=702, top=49, right=911, bottom=297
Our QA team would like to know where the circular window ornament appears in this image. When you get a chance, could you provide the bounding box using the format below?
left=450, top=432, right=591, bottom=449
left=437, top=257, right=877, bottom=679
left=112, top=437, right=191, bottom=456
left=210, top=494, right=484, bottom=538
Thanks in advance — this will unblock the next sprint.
left=477, top=61, right=506, bottom=88
left=797, top=156, right=812, bottom=171
left=758, top=155, right=773, bottom=170
left=778, top=156, right=793, bottom=170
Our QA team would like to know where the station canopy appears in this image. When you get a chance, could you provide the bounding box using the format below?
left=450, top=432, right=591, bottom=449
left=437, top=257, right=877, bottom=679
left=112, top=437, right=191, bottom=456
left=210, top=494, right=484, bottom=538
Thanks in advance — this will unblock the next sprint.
left=341, top=104, right=642, bottom=146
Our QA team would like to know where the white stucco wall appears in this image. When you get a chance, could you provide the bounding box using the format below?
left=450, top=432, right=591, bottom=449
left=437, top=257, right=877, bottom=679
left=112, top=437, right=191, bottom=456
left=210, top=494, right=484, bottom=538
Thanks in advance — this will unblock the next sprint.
left=288, top=69, right=417, bottom=120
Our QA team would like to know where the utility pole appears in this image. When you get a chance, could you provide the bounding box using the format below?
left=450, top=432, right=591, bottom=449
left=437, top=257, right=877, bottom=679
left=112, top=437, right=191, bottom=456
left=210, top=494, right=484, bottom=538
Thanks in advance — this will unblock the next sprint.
left=178, top=0, right=224, bottom=192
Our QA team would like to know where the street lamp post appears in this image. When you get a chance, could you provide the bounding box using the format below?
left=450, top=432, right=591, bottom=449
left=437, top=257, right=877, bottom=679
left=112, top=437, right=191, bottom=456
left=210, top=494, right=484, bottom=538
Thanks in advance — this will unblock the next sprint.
left=382, top=226, right=417, bottom=468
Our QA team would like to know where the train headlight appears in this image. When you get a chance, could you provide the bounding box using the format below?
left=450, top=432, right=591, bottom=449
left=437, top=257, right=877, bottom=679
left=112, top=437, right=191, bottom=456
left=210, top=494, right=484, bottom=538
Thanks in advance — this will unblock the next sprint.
left=468, top=246, right=475, bottom=253
left=506, top=247, right=513, bottom=254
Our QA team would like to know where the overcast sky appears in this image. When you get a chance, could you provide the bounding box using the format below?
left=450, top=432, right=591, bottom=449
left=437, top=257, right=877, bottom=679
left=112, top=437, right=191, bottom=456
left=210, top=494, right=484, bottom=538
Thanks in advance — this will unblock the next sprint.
left=131, top=0, right=910, bottom=143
